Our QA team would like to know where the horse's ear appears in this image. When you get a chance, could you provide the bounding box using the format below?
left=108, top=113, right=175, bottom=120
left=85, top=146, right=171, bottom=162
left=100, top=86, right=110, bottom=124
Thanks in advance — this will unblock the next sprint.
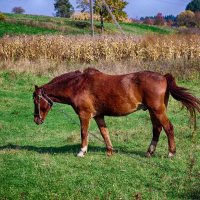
left=35, top=85, right=39, bottom=90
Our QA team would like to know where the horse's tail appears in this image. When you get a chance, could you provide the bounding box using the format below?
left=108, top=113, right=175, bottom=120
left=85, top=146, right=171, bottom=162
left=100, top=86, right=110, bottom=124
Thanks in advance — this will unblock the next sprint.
left=165, top=73, right=200, bottom=129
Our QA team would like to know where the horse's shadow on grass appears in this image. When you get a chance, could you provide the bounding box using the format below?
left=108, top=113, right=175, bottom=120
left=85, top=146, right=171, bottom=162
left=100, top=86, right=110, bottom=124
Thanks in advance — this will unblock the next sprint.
left=0, top=144, right=175, bottom=176
left=0, top=143, right=146, bottom=157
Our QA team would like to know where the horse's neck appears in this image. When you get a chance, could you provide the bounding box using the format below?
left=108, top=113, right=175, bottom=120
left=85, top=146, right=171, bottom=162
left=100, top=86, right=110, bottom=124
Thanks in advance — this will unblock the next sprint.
left=43, top=72, right=84, bottom=104
left=43, top=83, right=73, bottom=104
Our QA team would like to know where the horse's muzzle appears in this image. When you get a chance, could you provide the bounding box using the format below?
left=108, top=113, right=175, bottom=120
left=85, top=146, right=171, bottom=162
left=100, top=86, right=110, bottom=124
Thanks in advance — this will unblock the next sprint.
left=34, top=117, right=43, bottom=125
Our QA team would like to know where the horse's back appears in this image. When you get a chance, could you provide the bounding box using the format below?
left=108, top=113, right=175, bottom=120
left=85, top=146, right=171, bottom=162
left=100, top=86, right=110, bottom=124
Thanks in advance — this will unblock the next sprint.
left=75, top=69, right=168, bottom=116
left=84, top=70, right=167, bottom=97
left=82, top=70, right=144, bottom=116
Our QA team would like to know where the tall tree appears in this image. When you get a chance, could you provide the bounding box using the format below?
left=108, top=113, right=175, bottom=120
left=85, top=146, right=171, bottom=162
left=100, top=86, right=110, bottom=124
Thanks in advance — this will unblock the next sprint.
left=76, top=0, right=90, bottom=12
left=54, top=0, right=74, bottom=18
left=76, top=0, right=128, bottom=21
left=76, top=0, right=128, bottom=32
left=94, top=0, right=106, bottom=31
left=94, top=0, right=128, bottom=22
left=186, top=0, right=200, bottom=12
left=94, top=0, right=128, bottom=32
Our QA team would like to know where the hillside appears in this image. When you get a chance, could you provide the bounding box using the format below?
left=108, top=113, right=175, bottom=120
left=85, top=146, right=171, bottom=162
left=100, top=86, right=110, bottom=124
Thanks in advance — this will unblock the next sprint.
left=0, top=13, right=173, bottom=37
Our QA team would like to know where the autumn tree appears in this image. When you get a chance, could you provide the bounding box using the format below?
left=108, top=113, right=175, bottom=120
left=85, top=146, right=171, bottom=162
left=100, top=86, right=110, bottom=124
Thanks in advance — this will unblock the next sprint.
left=12, top=7, right=25, bottom=14
left=94, top=0, right=128, bottom=32
left=94, top=0, right=128, bottom=22
left=0, top=13, right=6, bottom=21
left=76, top=0, right=128, bottom=21
left=186, top=0, right=200, bottom=12
left=54, top=0, right=74, bottom=18
left=154, top=13, right=165, bottom=26
left=177, top=10, right=196, bottom=27
left=143, top=17, right=154, bottom=25
left=76, top=0, right=128, bottom=32
left=195, top=11, right=200, bottom=27
left=76, top=0, right=128, bottom=22
left=166, top=19, right=173, bottom=27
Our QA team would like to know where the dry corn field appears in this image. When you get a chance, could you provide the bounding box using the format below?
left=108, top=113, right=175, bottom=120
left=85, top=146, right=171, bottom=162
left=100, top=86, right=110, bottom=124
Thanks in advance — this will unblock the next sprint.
left=1, top=34, right=200, bottom=62
left=0, top=34, right=200, bottom=78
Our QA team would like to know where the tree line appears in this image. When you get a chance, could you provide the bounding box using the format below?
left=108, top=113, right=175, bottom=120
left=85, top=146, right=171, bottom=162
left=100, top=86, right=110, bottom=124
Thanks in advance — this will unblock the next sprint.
left=139, top=11, right=200, bottom=28
left=8, top=0, right=200, bottom=28
left=54, top=0, right=200, bottom=28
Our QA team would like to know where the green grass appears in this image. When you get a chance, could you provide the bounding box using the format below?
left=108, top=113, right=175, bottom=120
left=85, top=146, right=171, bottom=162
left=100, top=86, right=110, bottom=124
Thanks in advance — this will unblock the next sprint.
left=0, top=71, right=199, bottom=200
left=121, top=22, right=173, bottom=34
left=0, top=13, right=174, bottom=37
left=0, top=22, right=59, bottom=37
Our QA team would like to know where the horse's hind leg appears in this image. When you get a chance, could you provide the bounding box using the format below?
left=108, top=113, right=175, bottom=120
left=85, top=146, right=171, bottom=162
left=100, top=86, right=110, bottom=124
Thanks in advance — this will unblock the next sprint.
left=146, top=111, right=162, bottom=157
left=95, top=116, right=113, bottom=156
left=153, top=108, right=176, bottom=158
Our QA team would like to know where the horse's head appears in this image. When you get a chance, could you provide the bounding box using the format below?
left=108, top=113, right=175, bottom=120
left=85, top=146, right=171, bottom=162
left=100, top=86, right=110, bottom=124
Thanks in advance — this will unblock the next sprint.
left=33, top=85, right=53, bottom=125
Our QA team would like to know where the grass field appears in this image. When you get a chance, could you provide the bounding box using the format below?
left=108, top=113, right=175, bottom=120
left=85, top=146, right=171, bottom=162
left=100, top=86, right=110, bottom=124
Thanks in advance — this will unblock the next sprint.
left=0, top=22, right=59, bottom=37
left=0, top=70, right=199, bottom=200
left=0, top=13, right=173, bottom=37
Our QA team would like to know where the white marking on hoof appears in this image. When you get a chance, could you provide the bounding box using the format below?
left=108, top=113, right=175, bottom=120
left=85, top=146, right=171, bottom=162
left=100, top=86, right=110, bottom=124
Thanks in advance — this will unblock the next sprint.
left=168, top=152, right=175, bottom=158
left=148, top=140, right=157, bottom=154
left=77, top=151, right=85, bottom=157
left=149, top=144, right=156, bottom=153
left=77, top=146, right=87, bottom=158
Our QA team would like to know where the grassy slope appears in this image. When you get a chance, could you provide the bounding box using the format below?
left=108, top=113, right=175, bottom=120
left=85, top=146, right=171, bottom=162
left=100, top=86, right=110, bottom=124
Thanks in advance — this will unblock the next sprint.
left=0, top=13, right=173, bottom=37
left=0, top=71, right=199, bottom=200
left=0, top=22, right=59, bottom=37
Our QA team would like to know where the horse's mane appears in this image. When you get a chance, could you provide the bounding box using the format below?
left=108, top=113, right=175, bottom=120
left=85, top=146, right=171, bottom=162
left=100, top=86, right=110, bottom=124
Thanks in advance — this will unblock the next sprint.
left=47, top=68, right=100, bottom=85
left=47, top=70, right=82, bottom=85
left=42, top=68, right=100, bottom=90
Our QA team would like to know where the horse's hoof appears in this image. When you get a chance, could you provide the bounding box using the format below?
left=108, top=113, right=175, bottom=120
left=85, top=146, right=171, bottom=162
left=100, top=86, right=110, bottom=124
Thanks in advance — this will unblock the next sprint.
left=107, top=151, right=113, bottom=157
left=168, top=152, right=175, bottom=158
left=106, top=147, right=113, bottom=156
left=146, top=152, right=152, bottom=158
left=77, top=151, right=86, bottom=157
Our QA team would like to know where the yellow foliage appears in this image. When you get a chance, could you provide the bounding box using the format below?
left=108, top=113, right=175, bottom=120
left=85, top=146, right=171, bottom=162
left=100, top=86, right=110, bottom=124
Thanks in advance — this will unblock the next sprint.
left=0, top=13, right=6, bottom=21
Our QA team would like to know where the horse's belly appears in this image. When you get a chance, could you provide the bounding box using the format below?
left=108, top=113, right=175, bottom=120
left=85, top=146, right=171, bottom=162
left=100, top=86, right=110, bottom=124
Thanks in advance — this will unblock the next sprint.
left=103, top=102, right=147, bottom=116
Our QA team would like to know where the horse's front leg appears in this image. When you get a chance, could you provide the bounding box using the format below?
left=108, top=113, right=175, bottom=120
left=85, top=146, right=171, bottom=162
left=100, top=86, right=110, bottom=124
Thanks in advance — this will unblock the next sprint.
left=77, top=115, right=90, bottom=157
left=94, top=116, right=113, bottom=156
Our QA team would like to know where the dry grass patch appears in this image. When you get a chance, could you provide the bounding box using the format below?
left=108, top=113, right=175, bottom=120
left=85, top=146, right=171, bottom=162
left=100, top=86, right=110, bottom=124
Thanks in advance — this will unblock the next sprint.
left=1, top=34, right=199, bottom=63
left=0, top=34, right=199, bottom=79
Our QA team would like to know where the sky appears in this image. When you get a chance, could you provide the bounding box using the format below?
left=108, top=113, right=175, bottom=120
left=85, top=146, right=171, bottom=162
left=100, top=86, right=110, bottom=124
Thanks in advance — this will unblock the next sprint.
left=0, top=0, right=191, bottom=18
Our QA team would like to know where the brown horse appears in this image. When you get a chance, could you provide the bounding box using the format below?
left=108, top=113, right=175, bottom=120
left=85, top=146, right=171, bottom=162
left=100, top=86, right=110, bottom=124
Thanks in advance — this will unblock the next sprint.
left=33, top=68, right=200, bottom=157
